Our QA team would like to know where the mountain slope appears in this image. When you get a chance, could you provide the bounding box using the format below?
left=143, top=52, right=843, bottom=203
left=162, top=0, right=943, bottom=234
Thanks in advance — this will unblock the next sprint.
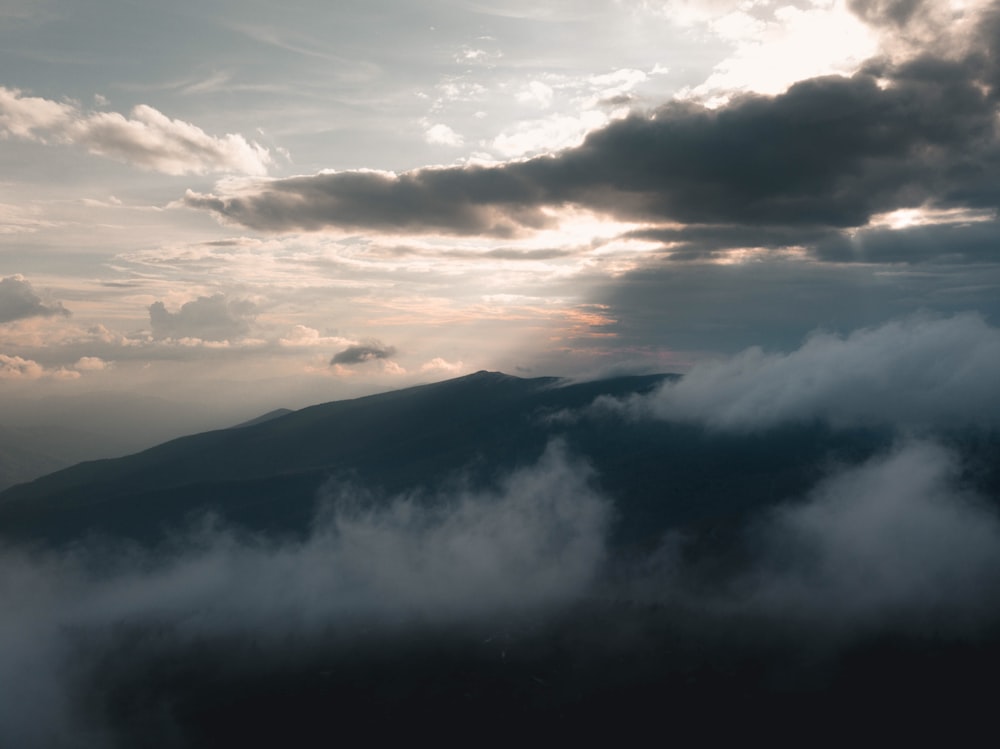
left=0, top=371, right=687, bottom=545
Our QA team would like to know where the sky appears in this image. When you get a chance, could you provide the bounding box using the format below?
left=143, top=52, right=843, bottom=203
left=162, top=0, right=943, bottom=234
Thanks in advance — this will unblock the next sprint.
left=2, top=0, right=999, bottom=443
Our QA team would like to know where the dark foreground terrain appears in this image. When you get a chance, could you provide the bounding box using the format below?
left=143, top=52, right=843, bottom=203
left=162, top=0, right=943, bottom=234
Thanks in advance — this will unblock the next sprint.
left=2, top=371, right=999, bottom=747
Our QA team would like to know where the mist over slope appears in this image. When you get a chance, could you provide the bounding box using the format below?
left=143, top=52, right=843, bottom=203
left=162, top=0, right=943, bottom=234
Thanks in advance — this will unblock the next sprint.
left=2, top=316, right=1000, bottom=746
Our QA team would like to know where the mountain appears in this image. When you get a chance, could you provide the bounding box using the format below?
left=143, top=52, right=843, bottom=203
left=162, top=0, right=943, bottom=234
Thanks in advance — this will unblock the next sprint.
left=0, top=369, right=891, bottom=549
left=0, top=422, right=127, bottom=491
left=3, top=371, right=1000, bottom=746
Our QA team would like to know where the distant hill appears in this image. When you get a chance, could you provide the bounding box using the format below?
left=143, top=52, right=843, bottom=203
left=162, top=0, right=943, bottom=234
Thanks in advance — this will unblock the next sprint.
left=0, top=423, right=127, bottom=491
left=0, top=370, right=899, bottom=549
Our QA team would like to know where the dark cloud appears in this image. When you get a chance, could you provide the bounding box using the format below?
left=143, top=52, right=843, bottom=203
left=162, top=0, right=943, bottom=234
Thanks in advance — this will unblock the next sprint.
left=186, top=34, right=1000, bottom=246
left=592, top=255, right=1000, bottom=353
left=813, top=218, right=1000, bottom=264
left=330, top=339, right=396, bottom=365
left=148, top=294, right=256, bottom=341
left=183, top=164, right=555, bottom=237
left=848, top=0, right=927, bottom=28
left=0, top=275, right=69, bottom=322
left=597, top=314, right=1000, bottom=430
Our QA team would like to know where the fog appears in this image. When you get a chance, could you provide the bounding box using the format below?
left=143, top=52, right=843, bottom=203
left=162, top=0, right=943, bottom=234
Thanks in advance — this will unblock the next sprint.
left=3, top=434, right=1000, bottom=745
left=0, top=443, right=609, bottom=747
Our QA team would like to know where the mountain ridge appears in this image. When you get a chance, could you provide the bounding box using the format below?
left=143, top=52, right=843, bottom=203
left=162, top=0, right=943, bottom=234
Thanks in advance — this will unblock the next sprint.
left=0, top=371, right=674, bottom=546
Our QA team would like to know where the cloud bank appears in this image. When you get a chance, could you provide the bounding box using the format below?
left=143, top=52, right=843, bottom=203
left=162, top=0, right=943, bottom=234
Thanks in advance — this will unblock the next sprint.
left=0, top=87, right=271, bottom=175
left=608, top=314, right=1000, bottom=430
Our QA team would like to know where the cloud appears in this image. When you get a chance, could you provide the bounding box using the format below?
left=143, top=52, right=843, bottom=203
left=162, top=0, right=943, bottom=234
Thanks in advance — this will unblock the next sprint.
left=73, top=356, right=109, bottom=372
left=686, top=1, right=878, bottom=99
left=813, top=217, right=1000, bottom=264
left=148, top=294, right=257, bottom=341
left=0, top=443, right=609, bottom=745
left=0, top=275, right=69, bottom=323
left=421, top=357, right=464, bottom=373
left=277, top=325, right=351, bottom=348
left=611, top=438, right=1000, bottom=638
left=330, top=339, right=397, bottom=365
left=0, top=354, right=78, bottom=380
left=745, top=440, right=1000, bottom=631
left=184, top=18, right=1000, bottom=242
left=182, top=166, right=555, bottom=237
left=608, top=314, right=1000, bottom=431
left=424, top=123, right=464, bottom=146
left=0, top=87, right=271, bottom=175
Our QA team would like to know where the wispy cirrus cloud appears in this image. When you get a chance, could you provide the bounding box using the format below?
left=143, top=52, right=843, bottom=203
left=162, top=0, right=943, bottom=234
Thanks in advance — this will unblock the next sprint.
left=0, top=87, right=272, bottom=175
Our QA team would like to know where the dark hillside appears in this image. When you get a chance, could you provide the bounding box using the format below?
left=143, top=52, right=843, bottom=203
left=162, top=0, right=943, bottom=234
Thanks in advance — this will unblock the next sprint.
left=0, top=370, right=900, bottom=549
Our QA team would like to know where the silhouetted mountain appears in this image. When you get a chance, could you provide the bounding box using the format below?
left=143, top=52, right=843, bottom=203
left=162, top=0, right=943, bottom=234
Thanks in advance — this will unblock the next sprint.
left=0, top=369, right=899, bottom=549
left=229, top=408, right=295, bottom=429
left=0, top=423, right=125, bottom=491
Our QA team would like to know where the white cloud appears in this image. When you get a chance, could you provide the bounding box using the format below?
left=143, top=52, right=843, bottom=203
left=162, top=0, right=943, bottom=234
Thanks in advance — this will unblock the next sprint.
left=424, top=122, right=464, bottom=146
left=0, top=87, right=271, bottom=175
left=0, top=354, right=78, bottom=380
left=73, top=356, right=109, bottom=371
left=277, top=325, right=352, bottom=348
left=516, top=81, right=555, bottom=108
left=0, top=87, right=73, bottom=138
left=603, top=314, right=1000, bottom=430
left=487, top=67, right=643, bottom=158
left=421, top=357, right=465, bottom=373
left=490, top=110, right=610, bottom=158
left=683, top=1, right=878, bottom=101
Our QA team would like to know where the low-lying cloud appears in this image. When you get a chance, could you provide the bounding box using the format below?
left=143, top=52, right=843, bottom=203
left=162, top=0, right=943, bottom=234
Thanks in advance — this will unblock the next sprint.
left=745, top=439, right=1000, bottom=631
left=605, top=314, right=1000, bottom=430
left=614, top=438, right=1000, bottom=637
left=0, top=443, right=609, bottom=746
left=3, top=430, right=1000, bottom=744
